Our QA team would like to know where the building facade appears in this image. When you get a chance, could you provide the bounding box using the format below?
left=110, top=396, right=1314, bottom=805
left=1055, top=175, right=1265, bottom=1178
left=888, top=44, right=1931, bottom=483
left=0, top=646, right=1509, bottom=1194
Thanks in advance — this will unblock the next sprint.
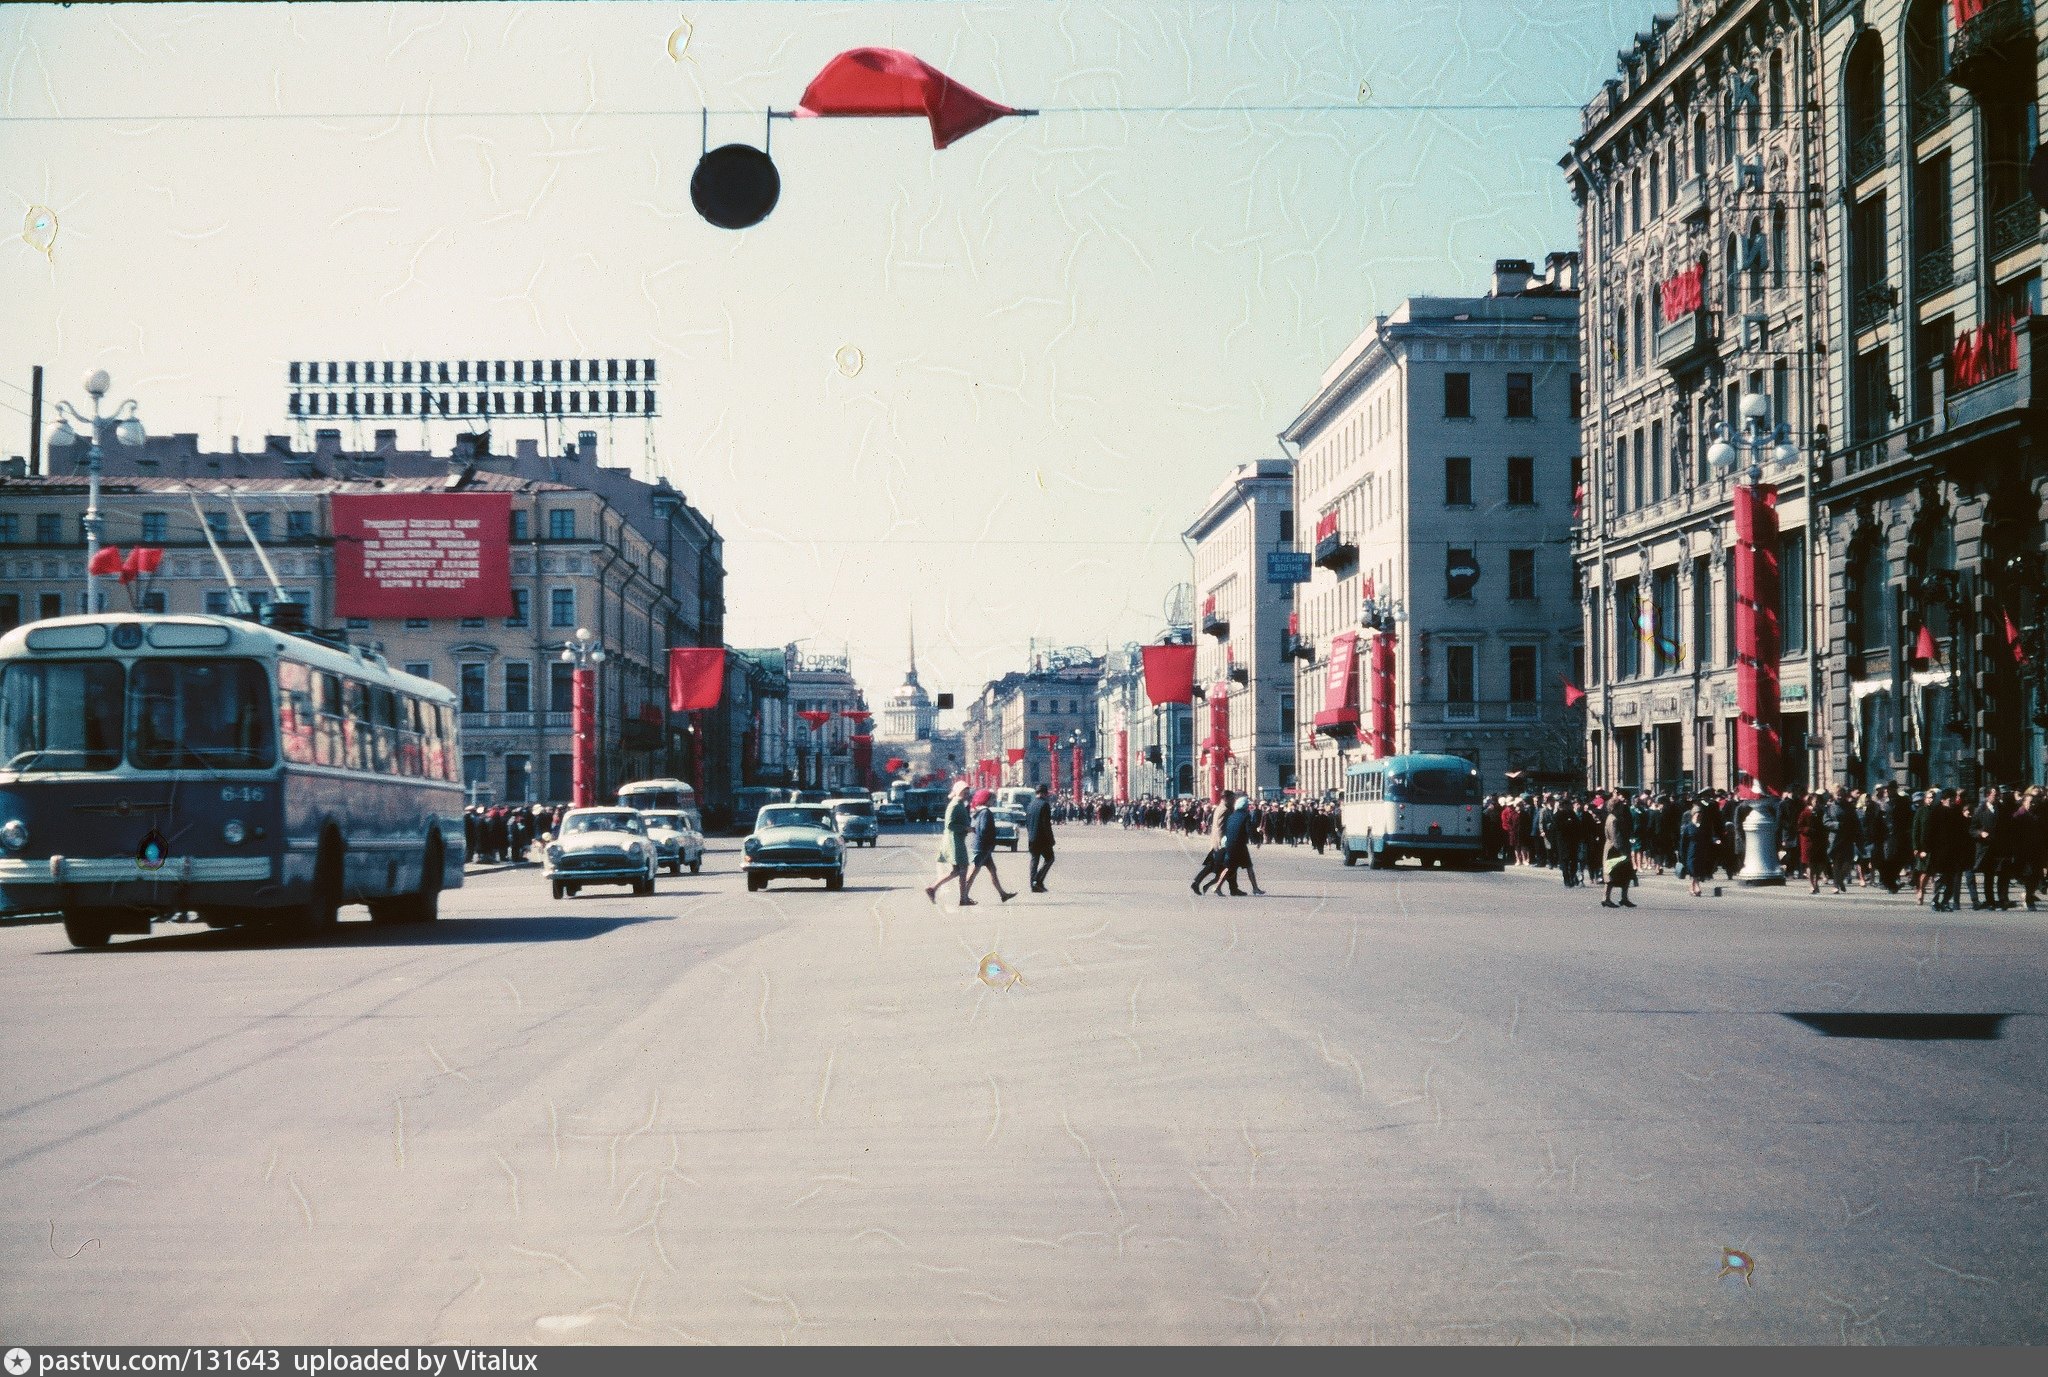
left=1813, top=0, right=2047, bottom=791
left=1282, top=256, right=1585, bottom=798
left=785, top=647, right=872, bottom=790
left=0, top=471, right=681, bottom=807
left=1186, top=458, right=1297, bottom=798
left=1565, top=0, right=1824, bottom=796
left=728, top=648, right=794, bottom=792
left=962, top=655, right=1103, bottom=793
left=1094, top=640, right=1196, bottom=799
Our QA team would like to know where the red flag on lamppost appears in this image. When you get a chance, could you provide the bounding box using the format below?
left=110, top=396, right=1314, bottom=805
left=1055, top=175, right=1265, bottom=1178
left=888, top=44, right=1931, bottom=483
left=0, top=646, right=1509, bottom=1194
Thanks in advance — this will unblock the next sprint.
left=1913, top=625, right=1940, bottom=665
left=667, top=647, right=726, bottom=712
left=2005, top=610, right=2028, bottom=665
left=795, top=48, right=1027, bottom=149
left=1562, top=679, right=1587, bottom=708
left=87, top=545, right=125, bottom=577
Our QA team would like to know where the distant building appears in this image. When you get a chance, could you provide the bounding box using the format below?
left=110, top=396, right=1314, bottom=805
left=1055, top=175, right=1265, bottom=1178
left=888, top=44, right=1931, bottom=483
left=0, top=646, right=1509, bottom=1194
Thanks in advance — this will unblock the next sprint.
left=1282, top=254, right=1584, bottom=796
left=0, top=471, right=681, bottom=807
left=1186, top=458, right=1296, bottom=799
left=964, top=652, right=1103, bottom=793
left=729, top=649, right=794, bottom=789
left=1095, top=639, right=1195, bottom=800
left=784, top=646, right=871, bottom=789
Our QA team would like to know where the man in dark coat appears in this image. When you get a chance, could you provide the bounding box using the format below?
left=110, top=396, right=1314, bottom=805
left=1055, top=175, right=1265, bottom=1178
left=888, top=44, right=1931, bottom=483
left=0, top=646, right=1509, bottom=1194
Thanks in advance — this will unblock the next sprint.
left=1929, top=788, right=1971, bottom=912
left=1822, top=787, right=1858, bottom=893
left=1878, top=783, right=1912, bottom=892
left=1971, top=787, right=2004, bottom=910
left=1217, top=797, right=1257, bottom=896
left=1024, top=785, right=1057, bottom=893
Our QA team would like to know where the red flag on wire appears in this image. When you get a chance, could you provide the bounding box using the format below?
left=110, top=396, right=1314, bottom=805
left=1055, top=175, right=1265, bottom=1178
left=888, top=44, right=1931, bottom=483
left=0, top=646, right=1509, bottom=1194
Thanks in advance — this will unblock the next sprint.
left=2005, top=611, right=2027, bottom=665
left=1140, top=643, right=1197, bottom=706
left=121, top=547, right=163, bottom=585
left=88, top=546, right=125, bottom=577
left=667, top=647, right=726, bottom=712
left=795, top=48, right=1022, bottom=149
left=1913, top=625, right=1939, bottom=665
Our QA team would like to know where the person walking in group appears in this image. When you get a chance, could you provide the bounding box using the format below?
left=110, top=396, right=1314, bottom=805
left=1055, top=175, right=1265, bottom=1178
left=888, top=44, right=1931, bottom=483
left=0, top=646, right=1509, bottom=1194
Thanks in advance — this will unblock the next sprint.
left=1823, top=786, right=1858, bottom=894
left=925, top=781, right=973, bottom=907
left=1601, top=798, right=1636, bottom=908
left=962, top=788, right=1017, bottom=905
left=1930, top=787, right=1971, bottom=912
left=1025, top=784, right=1057, bottom=893
left=1554, top=797, right=1583, bottom=887
left=1215, top=795, right=1264, bottom=896
left=1679, top=799, right=1712, bottom=898
left=1193, top=791, right=1235, bottom=894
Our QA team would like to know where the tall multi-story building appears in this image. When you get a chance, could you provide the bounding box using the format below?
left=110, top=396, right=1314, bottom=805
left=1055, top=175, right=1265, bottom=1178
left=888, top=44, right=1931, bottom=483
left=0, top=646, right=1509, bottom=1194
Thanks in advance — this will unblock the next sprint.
left=872, top=624, right=964, bottom=785
left=728, top=649, right=795, bottom=791
left=963, top=654, right=1103, bottom=792
left=1282, top=255, right=1584, bottom=797
left=0, top=471, right=680, bottom=807
left=784, top=647, right=871, bottom=790
left=1565, top=0, right=1823, bottom=795
left=1813, top=0, right=2047, bottom=790
left=1185, top=458, right=1297, bottom=799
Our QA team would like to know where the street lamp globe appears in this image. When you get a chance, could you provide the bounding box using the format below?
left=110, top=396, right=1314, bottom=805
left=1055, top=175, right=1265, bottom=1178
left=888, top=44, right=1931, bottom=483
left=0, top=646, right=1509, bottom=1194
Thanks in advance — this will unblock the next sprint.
left=1739, top=391, right=1771, bottom=424
left=1707, top=431, right=1739, bottom=475
left=46, top=420, right=77, bottom=452
left=576, top=627, right=593, bottom=644
left=83, top=369, right=110, bottom=399
left=114, top=418, right=146, bottom=448
left=590, top=648, right=606, bottom=664
left=560, top=648, right=575, bottom=663
left=1773, top=434, right=1801, bottom=468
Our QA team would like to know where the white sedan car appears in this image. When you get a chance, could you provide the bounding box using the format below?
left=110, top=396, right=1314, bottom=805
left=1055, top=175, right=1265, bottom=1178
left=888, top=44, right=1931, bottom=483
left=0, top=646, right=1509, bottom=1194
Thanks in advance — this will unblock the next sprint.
left=641, top=809, right=705, bottom=876
left=545, top=808, right=659, bottom=899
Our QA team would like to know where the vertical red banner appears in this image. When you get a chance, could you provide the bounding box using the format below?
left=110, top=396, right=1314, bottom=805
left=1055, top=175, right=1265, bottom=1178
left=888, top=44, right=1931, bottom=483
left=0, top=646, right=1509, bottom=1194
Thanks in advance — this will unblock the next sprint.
left=1733, top=484, right=1783, bottom=795
left=571, top=667, right=596, bottom=807
left=1207, top=687, right=1231, bottom=805
left=1370, top=632, right=1398, bottom=759
left=1115, top=728, right=1129, bottom=803
left=1072, top=744, right=1083, bottom=805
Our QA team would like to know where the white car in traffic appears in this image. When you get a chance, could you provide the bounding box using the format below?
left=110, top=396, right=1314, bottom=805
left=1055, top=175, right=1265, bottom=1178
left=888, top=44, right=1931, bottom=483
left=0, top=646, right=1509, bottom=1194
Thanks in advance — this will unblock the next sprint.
left=640, top=810, right=705, bottom=876
left=545, top=808, right=659, bottom=899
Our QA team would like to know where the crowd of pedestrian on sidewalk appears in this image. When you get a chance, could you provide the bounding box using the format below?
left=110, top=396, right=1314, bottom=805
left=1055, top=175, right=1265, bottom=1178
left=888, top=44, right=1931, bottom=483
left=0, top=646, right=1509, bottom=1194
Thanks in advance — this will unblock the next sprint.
left=1480, top=783, right=2048, bottom=912
left=463, top=804, right=564, bottom=867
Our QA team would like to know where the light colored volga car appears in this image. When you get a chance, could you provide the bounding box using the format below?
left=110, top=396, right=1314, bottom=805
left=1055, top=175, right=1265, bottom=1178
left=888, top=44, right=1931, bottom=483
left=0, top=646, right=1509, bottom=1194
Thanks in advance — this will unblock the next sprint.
left=546, top=808, right=658, bottom=899
left=641, top=809, right=705, bottom=876
left=743, top=804, right=845, bottom=892
left=829, top=798, right=879, bottom=847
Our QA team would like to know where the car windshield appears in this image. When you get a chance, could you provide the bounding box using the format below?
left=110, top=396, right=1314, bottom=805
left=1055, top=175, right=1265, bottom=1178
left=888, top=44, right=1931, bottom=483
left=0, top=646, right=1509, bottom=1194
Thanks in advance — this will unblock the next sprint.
left=642, top=812, right=689, bottom=831
left=1388, top=768, right=1482, bottom=805
left=565, top=811, right=642, bottom=834
left=0, top=659, right=125, bottom=772
left=759, top=807, right=830, bottom=830
left=833, top=801, right=874, bottom=817
left=129, top=658, right=276, bottom=771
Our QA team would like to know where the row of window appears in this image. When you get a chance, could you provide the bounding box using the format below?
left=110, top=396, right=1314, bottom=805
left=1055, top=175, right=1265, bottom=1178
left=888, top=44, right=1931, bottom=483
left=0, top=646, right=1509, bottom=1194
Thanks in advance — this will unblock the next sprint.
left=1443, top=547, right=1541, bottom=602
left=1442, top=370, right=1552, bottom=421
left=0, top=508, right=586, bottom=547
left=1442, top=454, right=1539, bottom=507
left=288, top=389, right=653, bottom=419
left=0, top=587, right=587, bottom=639
left=447, top=660, right=581, bottom=715
left=276, top=658, right=460, bottom=781
left=1607, top=48, right=1789, bottom=244
left=1608, top=221, right=1791, bottom=377
left=460, top=750, right=573, bottom=806
left=1605, top=366, right=1795, bottom=518
left=1596, top=535, right=1811, bottom=683
left=291, top=358, right=656, bottom=386
left=1440, top=643, right=1544, bottom=706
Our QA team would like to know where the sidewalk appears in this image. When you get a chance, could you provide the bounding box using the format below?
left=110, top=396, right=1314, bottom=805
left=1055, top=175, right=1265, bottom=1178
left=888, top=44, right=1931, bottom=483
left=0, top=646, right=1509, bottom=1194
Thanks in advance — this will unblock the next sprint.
left=1493, top=855, right=2048, bottom=913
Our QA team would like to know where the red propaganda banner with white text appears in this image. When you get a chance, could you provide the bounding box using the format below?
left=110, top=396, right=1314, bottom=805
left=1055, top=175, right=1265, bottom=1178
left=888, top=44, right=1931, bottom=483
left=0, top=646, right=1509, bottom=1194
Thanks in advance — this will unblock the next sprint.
left=668, top=648, right=726, bottom=712
left=1140, top=643, right=1197, bottom=706
left=332, top=493, right=512, bottom=619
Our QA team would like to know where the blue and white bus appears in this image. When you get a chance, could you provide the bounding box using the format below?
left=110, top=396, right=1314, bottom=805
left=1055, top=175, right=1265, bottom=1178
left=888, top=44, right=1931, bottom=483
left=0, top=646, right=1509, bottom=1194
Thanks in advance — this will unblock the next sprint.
left=0, top=613, right=464, bottom=947
left=1340, top=753, right=1486, bottom=869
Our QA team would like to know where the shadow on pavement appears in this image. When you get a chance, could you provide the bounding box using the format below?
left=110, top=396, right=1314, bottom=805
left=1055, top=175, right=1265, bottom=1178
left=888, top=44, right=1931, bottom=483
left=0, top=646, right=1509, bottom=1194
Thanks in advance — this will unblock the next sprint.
left=53, top=914, right=661, bottom=954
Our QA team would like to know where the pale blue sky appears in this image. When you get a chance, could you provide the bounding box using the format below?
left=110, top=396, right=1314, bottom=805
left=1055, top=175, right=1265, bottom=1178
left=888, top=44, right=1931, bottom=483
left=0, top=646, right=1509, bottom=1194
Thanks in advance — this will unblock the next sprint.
left=1, top=0, right=1642, bottom=711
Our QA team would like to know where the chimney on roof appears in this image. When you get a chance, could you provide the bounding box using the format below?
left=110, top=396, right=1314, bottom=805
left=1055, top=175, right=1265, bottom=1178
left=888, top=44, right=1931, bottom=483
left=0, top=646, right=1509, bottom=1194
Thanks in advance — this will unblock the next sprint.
left=1490, top=258, right=1536, bottom=296
left=1544, top=250, right=1581, bottom=294
left=1, top=456, right=24, bottom=478
left=314, top=428, right=342, bottom=459
left=577, top=430, right=598, bottom=464
left=374, top=429, right=398, bottom=454
left=515, top=438, right=539, bottom=462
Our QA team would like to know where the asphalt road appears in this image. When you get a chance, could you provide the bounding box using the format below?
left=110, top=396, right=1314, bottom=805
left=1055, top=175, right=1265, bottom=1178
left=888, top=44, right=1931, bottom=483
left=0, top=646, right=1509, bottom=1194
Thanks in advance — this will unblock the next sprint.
left=2, top=825, right=2044, bottom=1344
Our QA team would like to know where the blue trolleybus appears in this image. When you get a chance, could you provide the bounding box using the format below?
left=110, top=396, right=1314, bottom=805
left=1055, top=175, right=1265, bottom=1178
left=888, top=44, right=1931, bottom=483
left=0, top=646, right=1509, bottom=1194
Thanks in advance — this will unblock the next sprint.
left=1340, top=753, right=1486, bottom=869
left=0, top=613, right=464, bottom=948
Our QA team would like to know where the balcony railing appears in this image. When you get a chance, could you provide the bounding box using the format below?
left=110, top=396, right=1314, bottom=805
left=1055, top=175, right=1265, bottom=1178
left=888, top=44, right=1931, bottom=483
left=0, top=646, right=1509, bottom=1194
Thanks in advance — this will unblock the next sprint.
left=1444, top=702, right=1478, bottom=722
left=1847, top=124, right=1888, bottom=181
left=1653, top=309, right=1718, bottom=372
left=1828, top=418, right=1932, bottom=483
left=1949, top=0, right=2036, bottom=97
left=1671, top=175, right=1706, bottom=224
left=1989, top=198, right=2039, bottom=261
left=1851, top=282, right=1897, bottom=334
left=1910, top=315, right=2042, bottom=457
left=461, top=711, right=574, bottom=732
left=1914, top=246, right=1958, bottom=299
left=1909, top=85, right=1952, bottom=141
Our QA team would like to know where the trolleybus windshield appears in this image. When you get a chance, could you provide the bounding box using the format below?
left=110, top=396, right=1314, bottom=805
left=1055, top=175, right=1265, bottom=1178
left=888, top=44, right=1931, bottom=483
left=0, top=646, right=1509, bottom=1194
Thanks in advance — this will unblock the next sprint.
left=0, top=659, right=124, bottom=772
left=129, top=659, right=275, bottom=770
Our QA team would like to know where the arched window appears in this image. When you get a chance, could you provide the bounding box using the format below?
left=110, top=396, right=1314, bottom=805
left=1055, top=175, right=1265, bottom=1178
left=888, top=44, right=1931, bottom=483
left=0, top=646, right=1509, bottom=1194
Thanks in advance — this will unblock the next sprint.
left=1634, top=294, right=1647, bottom=368
left=1631, top=169, right=1643, bottom=235
left=1850, top=536, right=1891, bottom=655
left=1693, top=113, right=1709, bottom=178
left=1616, top=303, right=1628, bottom=376
left=1744, top=75, right=1761, bottom=145
left=1768, top=50, right=1785, bottom=128
left=1844, top=32, right=1887, bottom=180
left=1667, top=140, right=1680, bottom=201
left=1648, top=152, right=1661, bottom=218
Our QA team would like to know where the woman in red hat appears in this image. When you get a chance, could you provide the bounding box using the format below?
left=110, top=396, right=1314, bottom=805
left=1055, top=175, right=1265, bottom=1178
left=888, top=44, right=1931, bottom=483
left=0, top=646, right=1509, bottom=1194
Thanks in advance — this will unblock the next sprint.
left=961, top=787, right=1016, bottom=905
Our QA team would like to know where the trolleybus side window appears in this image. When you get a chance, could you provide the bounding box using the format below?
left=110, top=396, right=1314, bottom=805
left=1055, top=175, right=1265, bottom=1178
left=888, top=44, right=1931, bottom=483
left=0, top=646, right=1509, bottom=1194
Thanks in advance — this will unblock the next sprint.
left=314, top=672, right=346, bottom=768
left=344, top=679, right=373, bottom=772
left=370, top=686, right=399, bottom=774
left=278, top=660, right=317, bottom=764
left=129, top=659, right=275, bottom=770
left=0, top=659, right=124, bottom=772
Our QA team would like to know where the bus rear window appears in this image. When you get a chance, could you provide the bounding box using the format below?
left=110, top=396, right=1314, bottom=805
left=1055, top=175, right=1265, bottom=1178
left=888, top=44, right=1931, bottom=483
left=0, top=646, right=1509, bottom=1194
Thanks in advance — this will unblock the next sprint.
left=0, top=660, right=124, bottom=772
left=130, top=659, right=275, bottom=770
left=1388, top=768, right=1480, bottom=805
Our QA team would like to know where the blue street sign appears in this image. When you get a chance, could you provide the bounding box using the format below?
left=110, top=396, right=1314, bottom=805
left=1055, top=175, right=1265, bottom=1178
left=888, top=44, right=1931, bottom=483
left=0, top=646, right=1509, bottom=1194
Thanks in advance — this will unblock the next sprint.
left=1266, top=551, right=1312, bottom=585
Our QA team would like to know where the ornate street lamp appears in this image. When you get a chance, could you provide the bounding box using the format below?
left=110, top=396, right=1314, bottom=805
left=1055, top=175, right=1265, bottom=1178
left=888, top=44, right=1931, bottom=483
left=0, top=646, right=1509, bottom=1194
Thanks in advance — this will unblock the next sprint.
left=1707, top=391, right=1801, bottom=885
left=45, top=370, right=147, bottom=612
left=561, top=627, right=607, bottom=807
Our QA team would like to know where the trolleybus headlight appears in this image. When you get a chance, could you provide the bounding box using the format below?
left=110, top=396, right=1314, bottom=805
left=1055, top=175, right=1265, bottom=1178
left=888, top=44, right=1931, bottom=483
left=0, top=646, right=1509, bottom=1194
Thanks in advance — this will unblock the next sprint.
left=221, top=819, right=246, bottom=845
left=0, top=819, right=26, bottom=850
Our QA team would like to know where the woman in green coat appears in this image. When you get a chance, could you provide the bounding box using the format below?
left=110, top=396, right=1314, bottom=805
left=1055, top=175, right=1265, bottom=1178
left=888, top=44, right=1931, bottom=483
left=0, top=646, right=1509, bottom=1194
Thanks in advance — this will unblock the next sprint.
left=925, top=780, right=973, bottom=906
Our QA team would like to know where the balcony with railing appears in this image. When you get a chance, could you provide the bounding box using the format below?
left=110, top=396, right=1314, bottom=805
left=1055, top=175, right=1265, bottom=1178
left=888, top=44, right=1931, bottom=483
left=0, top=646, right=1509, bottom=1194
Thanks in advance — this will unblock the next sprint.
left=462, top=710, right=574, bottom=733
left=1826, top=418, right=1933, bottom=487
left=1989, top=197, right=2040, bottom=261
left=1851, top=282, right=1898, bottom=334
left=1653, top=308, right=1718, bottom=372
left=1914, top=246, right=1958, bottom=299
left=1909, top=84, right=1953, bottom=141
left=1912, top=314, right=2042, bottom=458
left=1847, top=124, right=1889, bottom=182
left=1948, top=0, right=2036, bottom=98
left=1200, top=594, right=1229, bottom=639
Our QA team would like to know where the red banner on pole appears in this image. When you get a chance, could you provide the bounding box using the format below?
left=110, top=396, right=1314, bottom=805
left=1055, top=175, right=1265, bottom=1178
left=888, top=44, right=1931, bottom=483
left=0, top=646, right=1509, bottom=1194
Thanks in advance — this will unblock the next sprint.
left=1115, top=728, right=1129, bottom=803
left=667, top=647, right=725, bottom=712
left=1314, top=631, right=1360, bottom=732
left=1140, top=643, right=1197, bottom=706
left=571, top=666, right=596, bottom=807
left=1005, top=748, right=1025, bottom=765
left=1369, top=632, right=1398, bottom=758
left=796, top=710, right=833, bottom=730
left=332, top=492, right=512, bottom=619
left=1072, top=744, right=1084, bottom=805
left=1733, top=483, right=1782, bottom=796
left=795, top=48, right=1021, bottom=149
